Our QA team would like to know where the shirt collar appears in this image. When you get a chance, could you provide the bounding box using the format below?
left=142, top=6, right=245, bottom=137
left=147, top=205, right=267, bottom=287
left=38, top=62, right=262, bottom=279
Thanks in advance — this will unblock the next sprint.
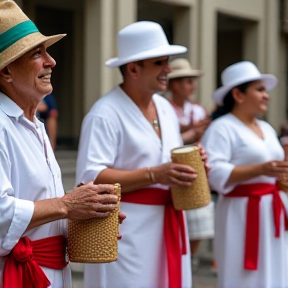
left=0, top=92, right=24, bottom=119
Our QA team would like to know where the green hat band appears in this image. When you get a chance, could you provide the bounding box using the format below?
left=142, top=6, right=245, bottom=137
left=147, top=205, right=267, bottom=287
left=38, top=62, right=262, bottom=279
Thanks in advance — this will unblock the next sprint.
left=0, top=20, right=39, bottom=53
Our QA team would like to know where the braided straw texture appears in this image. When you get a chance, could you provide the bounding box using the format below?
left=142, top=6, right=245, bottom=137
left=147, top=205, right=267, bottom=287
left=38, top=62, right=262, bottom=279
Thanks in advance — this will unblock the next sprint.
left=171, top=145, right=211, bottom=210
left=67, top=183, right=121, bottom=263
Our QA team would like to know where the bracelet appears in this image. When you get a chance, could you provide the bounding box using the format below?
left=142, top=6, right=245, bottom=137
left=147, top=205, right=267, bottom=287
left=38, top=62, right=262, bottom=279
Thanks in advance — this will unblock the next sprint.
left=147, top=167, right=155, bottom=184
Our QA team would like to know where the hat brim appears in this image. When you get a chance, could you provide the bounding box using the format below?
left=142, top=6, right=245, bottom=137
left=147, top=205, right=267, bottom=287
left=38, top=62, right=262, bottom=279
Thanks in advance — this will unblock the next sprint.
left=105, top=45, right=187, bottom=67
left=0, top=32, right=66, bottom=70
left=212, top=74, right=278, bottom=105
left=168, top=69, right=203, bottom=80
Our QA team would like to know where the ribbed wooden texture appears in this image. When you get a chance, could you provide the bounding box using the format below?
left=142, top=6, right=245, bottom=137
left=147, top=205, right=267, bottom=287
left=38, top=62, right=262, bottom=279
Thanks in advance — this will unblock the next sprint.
left=67, top=183, right=121, bottom=263
left=171, top=145, right=211, bottom=210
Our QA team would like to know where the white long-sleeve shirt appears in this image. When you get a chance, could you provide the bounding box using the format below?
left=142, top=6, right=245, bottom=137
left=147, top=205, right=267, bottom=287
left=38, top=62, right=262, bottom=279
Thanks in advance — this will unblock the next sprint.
left=76, top=86, right=192, bottom=288
left=0, top=92, right=70, bottom=288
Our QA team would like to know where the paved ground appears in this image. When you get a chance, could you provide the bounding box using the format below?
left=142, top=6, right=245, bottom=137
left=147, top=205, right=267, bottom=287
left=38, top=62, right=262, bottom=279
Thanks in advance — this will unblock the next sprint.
left=55, top=150, right=218, bottom=288
left=70, top=266, right=217, bottom=288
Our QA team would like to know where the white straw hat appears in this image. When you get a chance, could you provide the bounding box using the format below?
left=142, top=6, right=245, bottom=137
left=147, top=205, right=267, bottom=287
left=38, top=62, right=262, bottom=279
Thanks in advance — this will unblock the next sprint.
left=168, top=58, right=203, bottom=80
left=0, top=0, right=66, bottom=71
left=105, top=21, right=187, bottom=68
left=213, top=61, right=277, bottom=105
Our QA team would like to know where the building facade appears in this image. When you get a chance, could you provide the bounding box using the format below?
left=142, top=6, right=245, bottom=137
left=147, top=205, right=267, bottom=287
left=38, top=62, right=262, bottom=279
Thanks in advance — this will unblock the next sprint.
left=19, top=0, right=288, bottom=147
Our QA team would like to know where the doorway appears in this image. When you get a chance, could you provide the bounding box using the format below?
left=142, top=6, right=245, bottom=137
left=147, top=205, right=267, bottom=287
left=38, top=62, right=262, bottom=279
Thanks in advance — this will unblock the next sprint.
left=217, top=13, right=244, bottom=86
left=35, top=6, right=79, bottom=149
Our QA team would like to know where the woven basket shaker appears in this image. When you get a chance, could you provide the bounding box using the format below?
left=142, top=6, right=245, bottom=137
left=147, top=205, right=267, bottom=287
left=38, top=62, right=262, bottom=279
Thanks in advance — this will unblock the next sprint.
left=67, top=183, right=121, bottom=263
left=171, top=145, right=211, bottom=210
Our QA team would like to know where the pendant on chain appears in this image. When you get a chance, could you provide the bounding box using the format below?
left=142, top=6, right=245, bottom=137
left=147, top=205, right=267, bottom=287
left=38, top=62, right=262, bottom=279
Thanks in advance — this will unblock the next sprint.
left=152, top=119, right=160, bottom=130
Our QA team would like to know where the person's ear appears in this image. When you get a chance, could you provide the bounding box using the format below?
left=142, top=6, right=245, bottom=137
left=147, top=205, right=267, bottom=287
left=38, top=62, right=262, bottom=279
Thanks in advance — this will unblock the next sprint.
left=0, top=66, right=12, bottom=83
left=126, top=62, right=140, bottom=79
left=232, top=87, right=244, bottom=104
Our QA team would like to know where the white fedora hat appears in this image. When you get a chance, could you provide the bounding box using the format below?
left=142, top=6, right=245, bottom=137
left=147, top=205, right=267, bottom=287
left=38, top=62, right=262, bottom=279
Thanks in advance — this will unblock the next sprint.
left=168, top=58, right=203, bottom=80
left=213, top=61, right=277, bottom=105
left=105, top=21, right=187, bottom=68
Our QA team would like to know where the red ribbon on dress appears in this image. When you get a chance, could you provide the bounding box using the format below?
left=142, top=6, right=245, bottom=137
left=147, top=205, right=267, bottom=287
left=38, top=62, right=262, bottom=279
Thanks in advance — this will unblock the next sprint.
left=122, top=188, right=187, bottom=288
left=225, top=183, right=288, bottom=270
left=3, top=235, right=68, bottom=288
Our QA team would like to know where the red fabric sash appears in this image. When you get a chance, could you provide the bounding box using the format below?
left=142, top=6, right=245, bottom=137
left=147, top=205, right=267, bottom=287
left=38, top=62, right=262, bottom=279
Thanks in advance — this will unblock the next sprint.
left=122, top=188, right=187, bottom=288
left=3, top=235, right=67, bottom=288
left=225, top=183, right=288, bottom=270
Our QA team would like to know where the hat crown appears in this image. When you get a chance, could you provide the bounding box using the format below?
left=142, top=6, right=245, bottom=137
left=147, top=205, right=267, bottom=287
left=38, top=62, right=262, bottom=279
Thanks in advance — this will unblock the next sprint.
left=168, top=58, right=202, bottom=79
left=0, top=1, right=28, bottom=33
left=169, top=58, right=192, bottom=71
left=117, top=21, right=169, bottom=60
left=221, top=61, right=262, bottom=87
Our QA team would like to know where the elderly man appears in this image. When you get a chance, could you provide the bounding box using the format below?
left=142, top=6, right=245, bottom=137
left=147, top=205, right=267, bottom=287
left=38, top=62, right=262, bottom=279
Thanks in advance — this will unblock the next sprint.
left=76, top=21, right=208, bottom=288
left=0, top=2, right=118, bottom=288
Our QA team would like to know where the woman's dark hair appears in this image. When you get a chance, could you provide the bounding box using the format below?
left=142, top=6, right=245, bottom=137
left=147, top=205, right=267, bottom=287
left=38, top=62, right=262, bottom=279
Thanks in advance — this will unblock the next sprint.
left=211, top=80, right=254, bottom=120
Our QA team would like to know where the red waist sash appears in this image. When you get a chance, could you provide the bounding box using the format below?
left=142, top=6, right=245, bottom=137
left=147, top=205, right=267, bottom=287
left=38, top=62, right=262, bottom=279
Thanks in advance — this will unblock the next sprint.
left=122, top=188, right=187, bottom=288
left=225, top=183, right=288, bottom=270
left=3, top=235, right=68, bottom=288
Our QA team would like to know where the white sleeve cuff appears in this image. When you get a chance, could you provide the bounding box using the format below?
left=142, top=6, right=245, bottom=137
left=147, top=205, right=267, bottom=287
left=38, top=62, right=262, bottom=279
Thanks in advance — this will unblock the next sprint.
left=208, top=162, right=237, bottom=194
left=3, top=199, right=34, bottom=251
left=76, top=165, right=107, bottom=185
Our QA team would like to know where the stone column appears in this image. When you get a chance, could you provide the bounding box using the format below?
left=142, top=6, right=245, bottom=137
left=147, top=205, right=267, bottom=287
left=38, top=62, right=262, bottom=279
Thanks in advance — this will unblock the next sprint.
left=198, top=0, right=217, bottom=111
left=113, top=0, right=137, bottom=85
left=83, top=0, right=115, bottom=114
left=264, top=0, right=283, bottom=131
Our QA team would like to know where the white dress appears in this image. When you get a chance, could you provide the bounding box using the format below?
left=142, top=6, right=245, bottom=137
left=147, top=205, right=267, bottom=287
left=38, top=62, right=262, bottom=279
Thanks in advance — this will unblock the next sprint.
left=0, top=93, right=71, bottom=288
left=201, top=113, right=288, bottom=288
left=76, top=86, right=192, bottom=288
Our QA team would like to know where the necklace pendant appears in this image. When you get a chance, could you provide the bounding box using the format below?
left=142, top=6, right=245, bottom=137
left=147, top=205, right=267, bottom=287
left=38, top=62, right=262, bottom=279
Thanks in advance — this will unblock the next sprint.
left=152, top=119, right=160, bottom=130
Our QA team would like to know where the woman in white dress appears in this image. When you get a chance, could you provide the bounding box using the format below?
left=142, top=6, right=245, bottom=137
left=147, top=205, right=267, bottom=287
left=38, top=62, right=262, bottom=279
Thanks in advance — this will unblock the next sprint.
left=202, top=61, right=288, bottom=288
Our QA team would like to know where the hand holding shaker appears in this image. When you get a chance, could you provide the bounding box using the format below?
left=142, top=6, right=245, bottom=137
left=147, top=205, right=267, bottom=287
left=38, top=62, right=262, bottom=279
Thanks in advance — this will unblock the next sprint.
left=67, top=183, right=121, bottom=263
left=171, top=145, right=211, bottom=210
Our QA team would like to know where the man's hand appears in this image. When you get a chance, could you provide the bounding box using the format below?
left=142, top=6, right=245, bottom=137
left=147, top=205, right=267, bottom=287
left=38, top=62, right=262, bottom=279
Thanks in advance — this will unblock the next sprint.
left=197, top=142, right=210, bottom=174
left=117, top=211, right=126, bottom=240
left=61, top=183, right=118, bottom=220
left=151, top=163, right=197, bottom=187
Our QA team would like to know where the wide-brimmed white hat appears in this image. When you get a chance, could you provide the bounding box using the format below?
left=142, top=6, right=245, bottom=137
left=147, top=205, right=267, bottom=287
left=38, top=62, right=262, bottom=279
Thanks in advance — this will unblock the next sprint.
left=0, top=0, right=66, bottom=71
left=213, top=61, right=277, bottom=105
left=168, top=58, right=203, bottom=80
left=105, top=21, right=187, bottom=68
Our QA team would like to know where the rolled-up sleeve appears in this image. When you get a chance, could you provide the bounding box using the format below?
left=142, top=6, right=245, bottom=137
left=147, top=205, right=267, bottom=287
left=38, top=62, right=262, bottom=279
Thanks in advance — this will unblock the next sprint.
left=202, top=124, right=237, bottom=194
left=76, top=114, right=118, bottom=185
left=0, top=149, right=34, bottom=255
